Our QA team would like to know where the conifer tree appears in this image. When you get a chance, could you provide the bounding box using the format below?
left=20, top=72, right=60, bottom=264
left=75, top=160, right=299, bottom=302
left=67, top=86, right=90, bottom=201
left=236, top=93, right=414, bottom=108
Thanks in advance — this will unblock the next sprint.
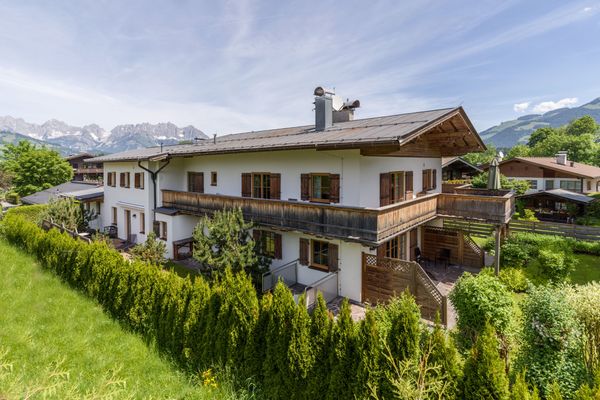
left=386, top=291, right=421, bottom=362
left=354, top=310, right=383, bottom=398
left=511, top=371, right=534, bottom=400
left=429, top=314, right=462, bottom=399
left=287, top=293, right=314, bottom=400
left=546, top=382, right=564, bottom=400
left=305, top=293, right=333, bottom=398
left=243, top=292, right=273, bottom=384
left=461, top=322, right=510, bottom=400
left=327, top=299, right=357, bottom=400
left=573, top=384, right=594, bottom=400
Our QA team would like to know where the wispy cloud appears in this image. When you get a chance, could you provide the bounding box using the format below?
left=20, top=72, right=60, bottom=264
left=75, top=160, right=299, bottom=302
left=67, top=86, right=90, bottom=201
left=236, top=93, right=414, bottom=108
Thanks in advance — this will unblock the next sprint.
left=532, top=98, right=578, bottom=113
left=513, top=102, right=530, bottom=113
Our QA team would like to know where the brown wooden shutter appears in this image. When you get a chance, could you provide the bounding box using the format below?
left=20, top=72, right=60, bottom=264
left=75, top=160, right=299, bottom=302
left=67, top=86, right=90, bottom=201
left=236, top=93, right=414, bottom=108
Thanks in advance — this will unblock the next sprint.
left=406, top=171, right=413, bottom=194
left=377, top=244, right=386, bottom=259
left=107, top=172, right=112, bottom=187
left=270, top=173, right=281, bottom=199
left=422, top=170, right=428, bottom=191
left=120, top=172, right=125, bottom=187
left=432, top=169, right=437, bottom=189
left=380, top=173, right=391, bottom=206
left=134, top=173, right=140, bottom=188
left=274, top=233, right=282, bottom=259
left=139, top=172, right=144, bottom=189
left=329, top=174, right=340, bottom=203
left=241, top=173, right=252, bottom=197
left=301, top=174, right=310, bottom=201
left=328, top=243, right=339, bottom=272
left=299, top=238, right=309, bottom=265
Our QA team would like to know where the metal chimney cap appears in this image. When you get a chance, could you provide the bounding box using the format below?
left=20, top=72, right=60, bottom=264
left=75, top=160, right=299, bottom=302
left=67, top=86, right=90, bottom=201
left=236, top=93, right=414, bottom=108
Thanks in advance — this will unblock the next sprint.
left=313, top=86, right=335, bottom=96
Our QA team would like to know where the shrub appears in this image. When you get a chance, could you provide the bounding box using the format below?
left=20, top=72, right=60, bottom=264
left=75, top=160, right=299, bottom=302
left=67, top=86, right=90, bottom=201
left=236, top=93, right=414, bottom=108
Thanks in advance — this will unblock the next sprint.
left=501, top=242, right=533, bottom=268
left=3, top=204, right=46, bottom=222
left=538, top=249, right=576, bottom=284
left=460, top=322, right=510, bottom=400
left=519, top=209, right=539, bottom=222
left=40, top=197, right=94, bottom=232
left=571, top=240, right=600, bottom=256
left=564, top=283, right=600, bottom=375
left=481, top=267, right=530, bottom=293
left=428, top=316, right=463, bottom=399
left=516, top=285, right=585, bottom=398
left=130, top=232, right=167, bottom=266
left=511, top=371, right=539, bottom=400
left=5, top=191, right=19, bottom=204
left=449, top=272, right=514, bottom=347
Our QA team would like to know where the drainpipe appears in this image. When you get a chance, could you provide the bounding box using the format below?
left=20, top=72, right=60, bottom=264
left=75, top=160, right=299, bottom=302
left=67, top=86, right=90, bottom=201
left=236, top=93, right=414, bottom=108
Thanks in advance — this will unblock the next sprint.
left=137, top=158, right=170, bottom=226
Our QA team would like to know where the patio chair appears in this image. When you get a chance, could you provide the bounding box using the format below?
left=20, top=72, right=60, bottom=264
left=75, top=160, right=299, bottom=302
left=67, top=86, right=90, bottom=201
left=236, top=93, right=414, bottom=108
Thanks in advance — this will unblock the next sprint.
left=436, top=248, right=451, bottom=271
left=102, top=225, right=118, bottom=239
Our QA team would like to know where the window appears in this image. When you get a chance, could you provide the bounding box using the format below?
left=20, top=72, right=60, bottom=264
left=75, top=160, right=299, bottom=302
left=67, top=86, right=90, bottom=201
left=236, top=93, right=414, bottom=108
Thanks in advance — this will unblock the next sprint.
left=587, top=180, right=592, bottom=191
left=253, top=230, right=282, bottom=259
left=560, top=180, right=582, bottom=192
left=159, top=221, right=167, bottom=240
left=134, top=172, right=144, bottom=189
left=107, top=172, right=116, bottom=187
left=188, top=172, right=204, bottom=193
left=253, top=173, right=271, bottom=199
left=311, top=240, right=330, bottom=270
left=385, top=234, right=407, bottom=260
left=545, top=180, right=554, bottom=190
left=119, top=172, right=130, bottom=188
left=139, top=212, right=145, bottom=234
left=379, top=171, right=413, bottom=206
left=527, top=180, right=538, bottom=190
left=211, top=171, right=217, bottom=186
left=422, top=169, right=437, bottom=191
left=96, top=202, right=101, bottom=215
left=311, top=174, right=331, bottom=201
left=111, top=207, right=117, bottom=225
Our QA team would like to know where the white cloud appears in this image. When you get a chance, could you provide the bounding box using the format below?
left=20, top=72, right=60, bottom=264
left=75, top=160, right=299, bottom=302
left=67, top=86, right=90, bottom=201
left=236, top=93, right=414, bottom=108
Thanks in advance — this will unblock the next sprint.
left=513, top=102, right=530, bottom=112
left=532, top=97, right=578, bottom=113
left=584, top=7, right=592, bottom=12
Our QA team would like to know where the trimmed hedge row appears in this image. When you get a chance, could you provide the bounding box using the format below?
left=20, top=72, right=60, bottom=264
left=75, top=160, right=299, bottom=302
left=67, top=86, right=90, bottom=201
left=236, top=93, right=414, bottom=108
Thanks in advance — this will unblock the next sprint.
left=0, top=212, right=459, bottom=399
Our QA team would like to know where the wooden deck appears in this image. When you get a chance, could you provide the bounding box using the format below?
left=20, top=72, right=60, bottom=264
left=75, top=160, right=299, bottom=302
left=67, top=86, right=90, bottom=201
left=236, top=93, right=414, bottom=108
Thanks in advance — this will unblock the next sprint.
left=161, top=189, right=514, bottom=245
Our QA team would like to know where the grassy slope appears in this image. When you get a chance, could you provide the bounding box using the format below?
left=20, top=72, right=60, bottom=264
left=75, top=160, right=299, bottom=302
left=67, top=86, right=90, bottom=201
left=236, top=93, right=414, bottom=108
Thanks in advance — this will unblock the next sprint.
left=522, top=253, right=600, bottom=285
left=0, top=240, right=223, bottom=399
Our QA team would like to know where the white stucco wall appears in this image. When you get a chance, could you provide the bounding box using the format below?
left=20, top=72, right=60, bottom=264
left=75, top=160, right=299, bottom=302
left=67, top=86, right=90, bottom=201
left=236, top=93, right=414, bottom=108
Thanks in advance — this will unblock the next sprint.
left=510, top=176, right=597, bottom=194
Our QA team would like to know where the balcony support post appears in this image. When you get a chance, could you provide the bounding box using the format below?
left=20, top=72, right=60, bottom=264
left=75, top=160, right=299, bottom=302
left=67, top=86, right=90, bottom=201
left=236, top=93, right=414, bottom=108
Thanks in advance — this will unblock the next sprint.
left=494, top=224, right=501, bottom=276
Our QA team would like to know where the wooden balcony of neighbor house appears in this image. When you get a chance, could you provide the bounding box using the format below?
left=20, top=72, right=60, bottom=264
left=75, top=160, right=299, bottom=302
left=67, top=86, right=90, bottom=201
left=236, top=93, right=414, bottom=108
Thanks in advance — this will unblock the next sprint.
left=161, top=188, right=514, bottom=245
left=437, top=188, right=515, bottom=225
left=74, top=168, right=104, bottom=174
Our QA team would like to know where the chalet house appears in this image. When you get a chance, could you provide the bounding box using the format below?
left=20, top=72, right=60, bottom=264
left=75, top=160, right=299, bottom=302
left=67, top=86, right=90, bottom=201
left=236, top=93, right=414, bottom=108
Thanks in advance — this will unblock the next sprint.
left=87, top=89, right=514, bottom=311
left=497, top=152, right=600, bottom=194
left=441, top=157, right=482, bottom=181
left=66, top=152, right=104, bottom=183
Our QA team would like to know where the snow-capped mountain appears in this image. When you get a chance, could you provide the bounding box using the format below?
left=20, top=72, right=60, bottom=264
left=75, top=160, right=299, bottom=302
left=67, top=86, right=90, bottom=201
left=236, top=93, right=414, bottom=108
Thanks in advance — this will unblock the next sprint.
left=0, top=116, right=207, bottom=154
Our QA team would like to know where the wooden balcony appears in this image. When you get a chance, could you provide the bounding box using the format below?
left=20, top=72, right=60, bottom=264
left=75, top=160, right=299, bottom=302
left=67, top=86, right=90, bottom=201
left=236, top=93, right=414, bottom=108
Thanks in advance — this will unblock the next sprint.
left=161, top=189, right=514, bottom=245
left=437, top=189, right=515, bottom=224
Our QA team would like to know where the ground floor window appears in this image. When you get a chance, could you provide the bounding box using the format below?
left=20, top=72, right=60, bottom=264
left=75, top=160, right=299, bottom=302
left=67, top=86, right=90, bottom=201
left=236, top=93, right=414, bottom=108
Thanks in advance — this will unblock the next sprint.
left=300, top=238, right=338, bottom=272
left=385, top=234, right=407, bottom=260
left=545, top=180, right=554, bottom=190
left=560, top=180, right=582, bottom=192
left=253, top=229, right=282, bottom=259
left=159, top=221, right=167, bottom=240
left=139, top=212, right=145, bottom=234
left=527, top=180, right=538, bottom=190
left=111, top=207, right=117, bottom=225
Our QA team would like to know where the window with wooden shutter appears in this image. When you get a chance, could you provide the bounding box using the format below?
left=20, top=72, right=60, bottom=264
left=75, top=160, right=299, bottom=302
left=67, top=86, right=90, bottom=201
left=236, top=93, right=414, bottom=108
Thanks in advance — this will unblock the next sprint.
left=406, top=171, right=413, bottom=197
left=432, top=169, right=437, bottom=189
left=188, top=172, right=204, bottom=193
left=211, top=171, right=217, bottom=186
left=311, top=239, right=329, bottom=271
left=422, top=169, right=435, bottom=191
left=299, top=238, right=309, bottom=265
left=301, top=174, right=310, bottom=200
left=270, top=173, right=281, bottom=200
left=252, top=173, right=271, bottom=199
left=380, top=173, right=391, bottom=206
left=308, top=173, right=332, bottom=203
left=120, top=172, right=125, bottom=187
left=329, top=174, right=340, bottom=203
left=107, top=172, right=113, bottom=187
left=385, top=234, right=407, bottom=260
left=134, top=172, right=144, bottom=189
left=253, top=229, right=282, bottom=260
left=242, top=173, right=252, bottom=197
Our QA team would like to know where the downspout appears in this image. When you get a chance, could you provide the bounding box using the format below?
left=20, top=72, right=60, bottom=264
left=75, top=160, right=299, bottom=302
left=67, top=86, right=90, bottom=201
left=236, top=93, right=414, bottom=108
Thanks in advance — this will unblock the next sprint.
left=137, top=158, right=170, bottom=225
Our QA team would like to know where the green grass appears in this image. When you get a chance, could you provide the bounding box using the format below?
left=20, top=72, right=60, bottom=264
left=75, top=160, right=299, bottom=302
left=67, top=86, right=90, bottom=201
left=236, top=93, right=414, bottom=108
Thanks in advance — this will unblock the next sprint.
left=519, top=253, right=600, bottom=286
left=0, top=239, right=235, bottom=399
left=165, top=260, right=200, bottom=279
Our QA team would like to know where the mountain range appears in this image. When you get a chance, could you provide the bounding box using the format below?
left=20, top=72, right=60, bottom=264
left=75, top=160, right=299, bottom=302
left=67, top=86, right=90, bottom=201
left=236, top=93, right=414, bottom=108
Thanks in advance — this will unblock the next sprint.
left=0, top=116, right=207, bottom=155
left=480, top=97, right=600, bottom=148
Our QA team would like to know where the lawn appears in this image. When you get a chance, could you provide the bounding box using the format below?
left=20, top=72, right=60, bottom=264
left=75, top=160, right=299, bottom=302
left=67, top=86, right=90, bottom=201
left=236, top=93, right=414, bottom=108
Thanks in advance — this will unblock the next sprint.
left=0, top=240, right=234, bottom=399
left=517, top=253, right=600, bottom=286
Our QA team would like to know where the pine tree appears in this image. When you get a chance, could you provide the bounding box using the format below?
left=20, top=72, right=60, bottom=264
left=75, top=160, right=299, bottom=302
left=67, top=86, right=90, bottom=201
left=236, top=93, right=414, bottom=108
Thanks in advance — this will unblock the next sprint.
left=511, top=371, right=533, bottom=400
left=386, top=291, right=421, bottom=362
left=429, top=314, right=463, bottom=399
left=354, top=310, right=383, bottom=398
left=305, top=293, right=333, bottom=398
left=326, top=299, right=357, bottom=400
left=546, top=382, right=564, bottom=400
left=461, top=322, right=510, bottom=400
left=287, top=293, right=314, bottom=400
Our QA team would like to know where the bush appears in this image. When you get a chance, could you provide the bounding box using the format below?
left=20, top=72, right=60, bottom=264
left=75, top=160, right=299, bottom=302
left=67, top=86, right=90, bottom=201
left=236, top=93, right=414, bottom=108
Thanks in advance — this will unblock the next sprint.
left=571, top=240, right=600, bottom=256
left=130, top=231, right=167, bottom=266
left=538, top=249, right=576, bottom=284
left=519, top=209, right=539, bottom=222
left=460, top=322, right=510, bottom=400
left=449, top=272, right=514, bottom=347
left=5, top=191, right=19, bottom=204
left=516, top=285, right=585, bottom=398
left=501, top=242, right=533, bottom=268
left=3, top=204, right=46, bottom=222
left=564, top=283, right=600, bottom=375
left=482, top=267, right=530, bottom=293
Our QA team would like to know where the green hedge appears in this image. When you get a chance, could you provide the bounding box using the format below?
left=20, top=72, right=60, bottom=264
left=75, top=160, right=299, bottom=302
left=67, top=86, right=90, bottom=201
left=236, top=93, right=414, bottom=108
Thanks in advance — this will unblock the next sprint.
left=3, top=204, right=47, bottom=222
left=0, top=213, right=460, bottom=399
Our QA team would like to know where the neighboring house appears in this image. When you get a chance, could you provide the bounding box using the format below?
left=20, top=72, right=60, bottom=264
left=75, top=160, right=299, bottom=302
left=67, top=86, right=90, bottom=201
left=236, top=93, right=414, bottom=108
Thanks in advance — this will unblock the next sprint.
left=87, top=90, right=515, bottom=305
left=66, top=152, right=104, bottom=183
left=441, top=157, right=482, bottom=181
left=517, top=189, right=597, bottom=222
left=21, top=181, right=104, bottom=230
left=497, top=152, right=600, bottom=194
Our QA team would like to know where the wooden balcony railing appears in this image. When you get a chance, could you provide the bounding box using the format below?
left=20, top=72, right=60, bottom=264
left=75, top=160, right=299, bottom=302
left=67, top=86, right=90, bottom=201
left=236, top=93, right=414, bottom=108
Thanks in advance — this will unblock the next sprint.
left=437, top=189, right=515, bottom=224
left=161, top=188, right=514, bottom=245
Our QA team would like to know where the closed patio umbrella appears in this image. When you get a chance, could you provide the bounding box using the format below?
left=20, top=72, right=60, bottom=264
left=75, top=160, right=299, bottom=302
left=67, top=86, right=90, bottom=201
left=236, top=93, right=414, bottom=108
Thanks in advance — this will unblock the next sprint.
left=487, top=157, right=501, bottom=190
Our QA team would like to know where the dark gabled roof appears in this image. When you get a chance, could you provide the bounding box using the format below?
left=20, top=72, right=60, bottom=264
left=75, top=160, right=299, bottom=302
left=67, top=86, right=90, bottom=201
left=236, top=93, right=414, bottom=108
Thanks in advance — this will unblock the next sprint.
left=66, top=152, right=96, bottom=161
left=21, top=182, right=104, bottom=205
left=441, top=156, right=483, bottom=172
left=87, top=107, right=484, bottom=162
left=499, top=157, right=600, bottom=179
left=518, top=189, right=596, bottom=204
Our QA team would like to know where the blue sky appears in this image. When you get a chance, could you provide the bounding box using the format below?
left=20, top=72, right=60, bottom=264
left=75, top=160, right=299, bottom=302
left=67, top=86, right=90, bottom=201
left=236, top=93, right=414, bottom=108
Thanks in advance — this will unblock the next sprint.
left=0, top=0, right=599, bottom=135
